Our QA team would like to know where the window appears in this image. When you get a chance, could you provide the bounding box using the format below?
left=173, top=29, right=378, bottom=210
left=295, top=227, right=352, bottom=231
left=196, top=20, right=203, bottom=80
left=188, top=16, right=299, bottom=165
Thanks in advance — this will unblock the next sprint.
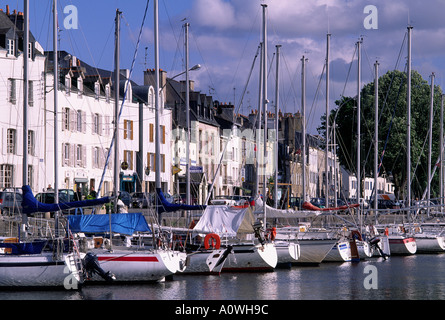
left=76, top=110, right=86, bottom=132
left=27, top=165, right=33, bottom=189
left=8, top=79, right=16, bottom=104
left=28, top=42, right=32, bottom=59
left=124, top=120, right=133, bottom=140
left=28, top=130, right=35, bottom=156
left=77, top=77, right=83, bottom=96
left=92, top=147, right=100, bottom=168
left=124, top=150, right=133, bottom=170
left=94, top=81, right=100, bottom=100
left=62, top=108, right=70, bottom=131
left=160, top=125, right=165, bottom=144
left=7, top=39, right=14, bottom=56
left=161, top=154, right=165, bottom=172
left=105, top=84, right=110, bottom=103
left=93, top=113, right=100, bottom=135
left=28, top=81, right=33, bottom=106
left=75, top=144, right=85, bottom=167
left=149, top=123, right=154, bottom=142
left=0, top=164, right=14, bottom=188
left=104, top=115, right=110, bottom=136
left=65, top=75, right=71, bottom=95
left=62, top=143, right=71, bottom=166
left=6, top=129, right=16, bottom=154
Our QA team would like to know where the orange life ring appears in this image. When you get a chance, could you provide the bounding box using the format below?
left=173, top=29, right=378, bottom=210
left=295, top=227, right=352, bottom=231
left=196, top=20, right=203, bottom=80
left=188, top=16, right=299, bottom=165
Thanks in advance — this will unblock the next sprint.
left=204, top=233, right=221, bottom=250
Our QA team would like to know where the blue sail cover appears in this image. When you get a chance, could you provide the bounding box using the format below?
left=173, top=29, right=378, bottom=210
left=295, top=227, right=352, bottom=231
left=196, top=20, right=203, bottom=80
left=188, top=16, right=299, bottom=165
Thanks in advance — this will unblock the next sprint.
left=21, top=185, right=111, bottom=215
left=67, top=213, right=151, bottom=235
left=156, top=188, right=205, bottom=214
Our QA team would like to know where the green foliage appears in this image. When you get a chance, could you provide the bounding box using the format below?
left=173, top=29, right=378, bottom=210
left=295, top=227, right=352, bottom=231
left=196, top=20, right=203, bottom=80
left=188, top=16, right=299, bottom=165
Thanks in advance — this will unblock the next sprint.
left=320, top=70, right=443, bottom=199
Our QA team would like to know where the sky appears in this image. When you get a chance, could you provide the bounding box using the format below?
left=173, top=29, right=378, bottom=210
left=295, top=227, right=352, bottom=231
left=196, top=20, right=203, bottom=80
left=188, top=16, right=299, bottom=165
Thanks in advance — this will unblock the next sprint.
left=9, top=0, right=445, bottom=134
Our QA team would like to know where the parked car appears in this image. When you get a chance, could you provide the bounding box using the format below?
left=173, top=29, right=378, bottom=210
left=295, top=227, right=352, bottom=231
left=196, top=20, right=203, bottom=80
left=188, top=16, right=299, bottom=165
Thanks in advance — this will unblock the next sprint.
left=310, top=198, right=326, bottom=208
left=0, top=191, right=23, bottom=214
left=131, top=192, right=151, bottom=208
left=211, top=195, right=250, bottom=206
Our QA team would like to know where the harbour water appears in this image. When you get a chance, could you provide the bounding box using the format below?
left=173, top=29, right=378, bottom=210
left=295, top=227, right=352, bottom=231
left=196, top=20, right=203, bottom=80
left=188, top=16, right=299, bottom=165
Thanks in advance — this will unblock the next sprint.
left=1, top=254, right=445, bottom=301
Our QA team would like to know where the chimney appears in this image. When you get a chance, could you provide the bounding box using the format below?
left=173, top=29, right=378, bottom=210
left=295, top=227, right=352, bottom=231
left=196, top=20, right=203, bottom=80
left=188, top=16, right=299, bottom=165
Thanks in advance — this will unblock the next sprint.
left=180, top=80, right=195, bottom=92
left=6, top=5, right=9, bottom=15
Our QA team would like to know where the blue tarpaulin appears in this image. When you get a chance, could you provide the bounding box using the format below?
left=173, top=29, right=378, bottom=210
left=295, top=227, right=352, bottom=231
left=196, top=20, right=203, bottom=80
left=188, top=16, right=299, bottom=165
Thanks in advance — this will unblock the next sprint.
left=67, top=213, right=151, bottom=235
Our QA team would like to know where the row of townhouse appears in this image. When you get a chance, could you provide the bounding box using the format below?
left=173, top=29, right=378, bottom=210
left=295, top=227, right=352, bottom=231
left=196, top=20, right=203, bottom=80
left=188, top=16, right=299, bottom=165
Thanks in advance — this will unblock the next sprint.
left=0, top=8, right=394, bottom=205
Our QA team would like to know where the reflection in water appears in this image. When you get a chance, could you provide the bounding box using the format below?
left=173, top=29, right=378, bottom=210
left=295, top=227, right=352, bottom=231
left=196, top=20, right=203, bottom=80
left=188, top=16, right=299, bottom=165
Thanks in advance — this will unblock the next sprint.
left=1, top=255, right=445, bottom=300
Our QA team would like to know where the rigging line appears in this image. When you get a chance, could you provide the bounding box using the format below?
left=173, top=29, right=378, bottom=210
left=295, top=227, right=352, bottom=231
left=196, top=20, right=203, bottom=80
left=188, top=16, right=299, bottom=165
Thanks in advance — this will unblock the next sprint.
left=205, top=45, right=261, bottom=205
left=97, top=0, right=150, bottom=197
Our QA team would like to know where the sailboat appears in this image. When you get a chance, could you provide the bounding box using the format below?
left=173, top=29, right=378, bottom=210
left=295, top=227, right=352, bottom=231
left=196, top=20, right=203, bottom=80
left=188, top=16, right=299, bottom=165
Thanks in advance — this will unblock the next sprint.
left=0, top=0, right=85, bottom=288
left=65, top=5, right=187, bottom=283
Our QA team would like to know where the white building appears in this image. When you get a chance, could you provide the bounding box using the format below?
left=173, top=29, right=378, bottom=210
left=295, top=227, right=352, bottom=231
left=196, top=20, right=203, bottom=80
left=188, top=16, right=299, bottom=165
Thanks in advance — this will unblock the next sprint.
left=0, top=9, right=46, bottom=192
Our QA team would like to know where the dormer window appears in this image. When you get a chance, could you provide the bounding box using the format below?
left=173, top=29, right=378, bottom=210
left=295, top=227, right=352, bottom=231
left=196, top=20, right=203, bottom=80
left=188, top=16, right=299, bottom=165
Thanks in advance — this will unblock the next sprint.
left=94, top=81, right=100, bottom=100
left=65, top=75, right=71, bottom=95
left=77, top=77, right=83, bottom=96
left=7, top=39, right=15, bottom=56
left=28, top=42, right=32, bottom=59
left=105, top=84, right=110, bottom=103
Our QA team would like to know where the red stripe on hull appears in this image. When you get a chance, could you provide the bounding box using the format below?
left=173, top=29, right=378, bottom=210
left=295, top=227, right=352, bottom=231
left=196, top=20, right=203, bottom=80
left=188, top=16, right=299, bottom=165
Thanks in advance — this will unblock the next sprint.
left=97, top=256, right=159, bottom=262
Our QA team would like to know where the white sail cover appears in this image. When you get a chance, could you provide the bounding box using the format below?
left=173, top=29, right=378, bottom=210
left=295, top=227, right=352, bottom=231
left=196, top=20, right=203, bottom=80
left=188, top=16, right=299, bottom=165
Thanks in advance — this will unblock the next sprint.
left=193, top=205, right=255, bottom=237
left=253, top=196, right=323, bottom=218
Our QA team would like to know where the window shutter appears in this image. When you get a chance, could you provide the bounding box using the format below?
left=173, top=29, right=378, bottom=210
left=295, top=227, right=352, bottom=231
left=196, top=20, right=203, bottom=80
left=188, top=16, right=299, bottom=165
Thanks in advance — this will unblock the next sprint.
left=130, top=121, right=134, bottom=140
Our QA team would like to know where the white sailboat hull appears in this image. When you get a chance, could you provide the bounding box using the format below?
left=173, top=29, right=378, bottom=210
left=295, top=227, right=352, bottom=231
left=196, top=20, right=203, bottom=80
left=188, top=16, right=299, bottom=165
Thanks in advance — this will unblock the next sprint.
left=275, top=241, right=300, bottom=266
left=296, top=239, right=337, bottom=264
left=88, top=248, right=186, bottom=282
left=357, top=240, right=373, bottom=259
left=414, top=234, right=445, bottom=253
left=0, top=253, right=77, bottom=287
left=388, top=236, right=417, bottom=255
left=183, top=248, right=230, bottom=275
left=222, top=243, right=277, bottom=272
left=323, top=241, right=352, bottom=262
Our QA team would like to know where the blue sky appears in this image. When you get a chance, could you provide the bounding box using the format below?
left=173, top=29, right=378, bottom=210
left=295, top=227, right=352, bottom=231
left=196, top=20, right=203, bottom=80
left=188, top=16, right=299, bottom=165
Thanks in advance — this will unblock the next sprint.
left=9, top=0, right=445, bottom=133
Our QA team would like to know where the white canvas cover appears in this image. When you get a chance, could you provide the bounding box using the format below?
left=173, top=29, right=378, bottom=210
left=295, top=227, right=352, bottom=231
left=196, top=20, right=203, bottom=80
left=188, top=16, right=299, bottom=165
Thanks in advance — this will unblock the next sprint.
left=193, top=205, right=255, bottom=237
left=253, top=196, right=323, bottom=218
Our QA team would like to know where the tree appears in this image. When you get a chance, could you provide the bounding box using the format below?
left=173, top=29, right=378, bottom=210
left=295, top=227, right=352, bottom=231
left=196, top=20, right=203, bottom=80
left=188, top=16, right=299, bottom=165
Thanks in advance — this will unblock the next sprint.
left=319, top=70, right=443, bottom=200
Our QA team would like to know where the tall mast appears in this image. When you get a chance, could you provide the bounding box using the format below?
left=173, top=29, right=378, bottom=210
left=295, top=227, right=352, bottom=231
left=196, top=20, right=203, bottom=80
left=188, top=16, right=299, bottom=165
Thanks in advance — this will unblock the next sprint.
left=441, top=94, right=444, bottom=215
left=356, top=38, right=362, bottom=205
left=255, top=42, right=263, bottom=198
left=53, top=0, right=60, bottom=235
left=154, top=0, right=161, bottom=191
left=374, top=61, right=379, bottom=212
left=261, top=4, right=268, bottom=223
left=427, top=72, right=435, bottom=216
left=23, top=0, right=29, bottom=186
left=274, top=44, right=281, bottom=208
left=406, top=26, right=412, bottom=214
left=113, top=9, right=121, bottom=213
left=325, top=33, right=330, bottom=207
left=185, top=22, right=190, bottom=206
left=301, top=55, right=307, bottom=203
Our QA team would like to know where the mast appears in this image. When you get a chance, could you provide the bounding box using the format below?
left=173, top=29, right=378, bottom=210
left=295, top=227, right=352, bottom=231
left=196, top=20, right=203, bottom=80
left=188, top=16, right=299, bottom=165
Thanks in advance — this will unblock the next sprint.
left=113, top=9, right=121, bottom=214
left=406, top=26, right=412, bottom=214
left=154, top=0, right=161, bottom=191
left=356, top=38, right=362, bottom=206
left=255, top=42, right=263, bottom=198
left=53, top=0, right=60, bottom=235
left=301, top=55, right=307, bottom=203
left=427, top=72, right=435, bottom=217
left=23, top=0, right=29, bottom=186
left=441, top=94, right=444, bottom=214
left=261, top=4, right=268, bottom=223
left=274, top=44, right=281, bottom=208
left=325, top=33, right=330, bottom=208
left=185, top=22, right=190, bottom=206
left=374, top=61, right=379, bottom=212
